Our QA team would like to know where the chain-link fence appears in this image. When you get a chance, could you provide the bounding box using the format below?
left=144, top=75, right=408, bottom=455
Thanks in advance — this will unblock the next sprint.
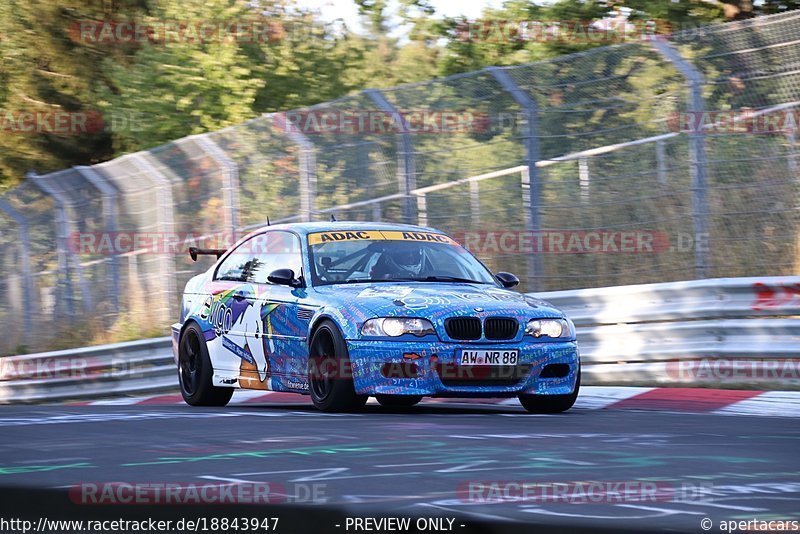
left=3, top=11, right=799, bottom=354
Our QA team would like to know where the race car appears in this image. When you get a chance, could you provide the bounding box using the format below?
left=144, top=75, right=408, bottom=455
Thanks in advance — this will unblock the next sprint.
left=172, top=222, right=580, bottom=413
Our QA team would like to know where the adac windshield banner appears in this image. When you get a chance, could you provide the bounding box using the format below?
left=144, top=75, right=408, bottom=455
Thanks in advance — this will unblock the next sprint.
left=307, top=230, right=458, bottom=246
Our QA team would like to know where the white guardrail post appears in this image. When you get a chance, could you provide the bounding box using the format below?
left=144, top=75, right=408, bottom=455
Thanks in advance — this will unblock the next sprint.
left=0, top=276, right=798, bottom=403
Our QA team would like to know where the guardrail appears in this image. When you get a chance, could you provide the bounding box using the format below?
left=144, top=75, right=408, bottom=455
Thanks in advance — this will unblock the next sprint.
left=1, top=276, right=798, bottom=403
left=0, top=338, right=175, bottom=403
left=543, top=276, right=800, bottom=389
left=540, top=276, right=800, bottom=324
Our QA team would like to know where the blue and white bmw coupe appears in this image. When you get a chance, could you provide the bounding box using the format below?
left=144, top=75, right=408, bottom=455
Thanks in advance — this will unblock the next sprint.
left=172, top=222, right=580, bottom=413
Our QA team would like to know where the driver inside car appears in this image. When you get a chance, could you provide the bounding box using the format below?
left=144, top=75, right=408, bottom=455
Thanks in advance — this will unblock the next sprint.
left=370, top=242, right=426, bottom=280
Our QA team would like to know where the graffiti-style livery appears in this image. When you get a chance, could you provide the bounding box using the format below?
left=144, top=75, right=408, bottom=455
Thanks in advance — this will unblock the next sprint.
left=172, top=222, right=580, bottom=412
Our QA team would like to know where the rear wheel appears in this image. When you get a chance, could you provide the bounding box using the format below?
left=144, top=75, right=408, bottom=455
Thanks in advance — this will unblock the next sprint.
left=518, top=367, right=580, bottom=414
left=308, top=320, right=367, bottom=412
left=178, top=323, right=233, bottom=407
left=376, top=394, right=423, bottom=408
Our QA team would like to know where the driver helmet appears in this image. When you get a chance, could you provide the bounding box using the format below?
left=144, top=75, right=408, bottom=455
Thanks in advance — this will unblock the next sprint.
left=383, top=243, right=424, bottom=277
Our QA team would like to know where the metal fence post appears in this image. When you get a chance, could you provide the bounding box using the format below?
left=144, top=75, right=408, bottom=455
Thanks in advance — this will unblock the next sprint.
left=416, top=194, right=428, bottom=226
left=487, top=66, right=544, bottom=291
left=271, top=113, right=317, bottom=222
left=74, top=166, right=120, bottom=313
left=656, top=139, right=668, bottom=185
left=470, top=180, right=480, bottom=224
left=0, top=198, right=33, bottom=344
left=578, top=157, right=590, bottom=203
left=364, top=89, right=416, bottom=224
left=130, top=154, right=177, bottom=323
left=651, top=39, right=710, bottom=279
left=297, top=134, right=316, bottom=222
left=788, top=125, right=798, bottom=181
left=194, top=135, right=241, bottom=236
left=27, top=171, right=76, bottom=316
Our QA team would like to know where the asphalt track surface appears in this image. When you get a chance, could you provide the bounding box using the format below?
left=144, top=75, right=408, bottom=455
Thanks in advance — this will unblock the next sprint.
left=0, top=400, right=798, bottom=534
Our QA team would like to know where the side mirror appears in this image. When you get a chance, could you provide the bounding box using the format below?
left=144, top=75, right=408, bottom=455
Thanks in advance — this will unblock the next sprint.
left=495, top=271, right=519, bottom=288
left=268, top=268, right=303, bottom=288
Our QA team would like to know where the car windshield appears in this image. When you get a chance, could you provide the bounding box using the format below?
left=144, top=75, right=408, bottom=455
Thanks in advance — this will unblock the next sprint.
left=307, top=230, right=497, bottom=286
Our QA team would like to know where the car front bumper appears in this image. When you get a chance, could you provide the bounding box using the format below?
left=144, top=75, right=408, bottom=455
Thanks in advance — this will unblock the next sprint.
left=346, top=339, right=579, bottom=397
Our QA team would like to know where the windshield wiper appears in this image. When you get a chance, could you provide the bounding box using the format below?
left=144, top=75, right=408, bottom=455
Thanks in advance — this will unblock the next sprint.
left=425, top=276, right=488, bottom=284
left=327, top=278, right=381, bottom=284
left=388, top=276, right=488, bottom=284
left=324, top=276, right=488, bottom=285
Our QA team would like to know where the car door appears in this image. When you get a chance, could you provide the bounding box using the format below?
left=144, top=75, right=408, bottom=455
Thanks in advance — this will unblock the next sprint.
left=236, top=230, right=306, bottom=391
left=205, top=236, right=264, bottom=379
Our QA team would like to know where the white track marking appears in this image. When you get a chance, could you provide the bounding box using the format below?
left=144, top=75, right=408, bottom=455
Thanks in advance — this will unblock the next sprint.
left=374, top=462, right=445, bottom=468
left=435, top=460, right=497, bottom=473
left=678, top=501, right=767, bottom=512
left=574, top=387, right=655, bottom=410
left=199, top=475, right=261, bottom=484
left=229, top=390, right=273, bottom=403
left=87, top=397, right=152, bottom=405
left=416, top=502, right=517, bottom=523
left=714, top=391, right=800, bottom=417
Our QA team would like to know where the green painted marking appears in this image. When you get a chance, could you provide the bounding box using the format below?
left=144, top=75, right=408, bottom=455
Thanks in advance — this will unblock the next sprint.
left=122, top=445, right=376, bottom=466
left=0, top=462, right=93, bottom=475
left=606, top=454, right=771, bottom=467
left=122, top=439, right=453, bottom=467
left=738, top=435, right=800, bottom=440
left=509, top=451, right=771, bottom=473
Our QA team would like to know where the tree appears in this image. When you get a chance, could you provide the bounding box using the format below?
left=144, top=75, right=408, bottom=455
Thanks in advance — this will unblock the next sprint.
left=0, top=0, right=144, bottom=185
left=96, top=0, right=265, bottom=151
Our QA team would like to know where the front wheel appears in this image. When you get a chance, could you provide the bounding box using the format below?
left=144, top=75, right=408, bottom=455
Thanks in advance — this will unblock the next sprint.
left=178, top=323, right=233, bottom=407
left=376, top=394, right=423, bottom=409
left=308, top=320, right=367, bottom=412
left=518, top=368, right=580, bottom=414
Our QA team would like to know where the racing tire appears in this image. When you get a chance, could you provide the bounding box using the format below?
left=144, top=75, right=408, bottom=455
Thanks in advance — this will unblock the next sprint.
left=178, top=323, right=234, bottom=407
left=375, top=394, right=423, bottom=409
left=308, top=320, right=368, bottom=413
left=518, top=367, right=580, bottom=414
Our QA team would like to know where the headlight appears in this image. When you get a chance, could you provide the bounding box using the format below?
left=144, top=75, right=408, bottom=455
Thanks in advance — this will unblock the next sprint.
left=361, top=318, right=435, bottom=337
left=525, top=318, right=573, bottom=339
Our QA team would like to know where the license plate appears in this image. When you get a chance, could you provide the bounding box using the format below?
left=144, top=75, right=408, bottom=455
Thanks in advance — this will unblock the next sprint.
left=459, top=349, right=519, bottom=366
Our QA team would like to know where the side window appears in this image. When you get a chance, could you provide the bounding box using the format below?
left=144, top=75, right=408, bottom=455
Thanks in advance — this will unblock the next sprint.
left=215, top=243, right=253, bottom=282
left=215, top=231, right=302, bottom=284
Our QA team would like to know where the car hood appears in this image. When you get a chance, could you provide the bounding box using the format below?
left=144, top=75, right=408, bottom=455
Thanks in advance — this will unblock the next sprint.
left=312, top=282, right=564, bottom=321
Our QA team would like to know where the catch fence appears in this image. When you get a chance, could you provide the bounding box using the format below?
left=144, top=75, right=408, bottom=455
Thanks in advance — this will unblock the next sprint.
left=2, top=12, right=799, bottom=354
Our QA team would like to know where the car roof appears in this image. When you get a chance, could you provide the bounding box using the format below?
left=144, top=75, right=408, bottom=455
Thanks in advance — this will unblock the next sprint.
left=241, top=221, right=446, bottom=238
